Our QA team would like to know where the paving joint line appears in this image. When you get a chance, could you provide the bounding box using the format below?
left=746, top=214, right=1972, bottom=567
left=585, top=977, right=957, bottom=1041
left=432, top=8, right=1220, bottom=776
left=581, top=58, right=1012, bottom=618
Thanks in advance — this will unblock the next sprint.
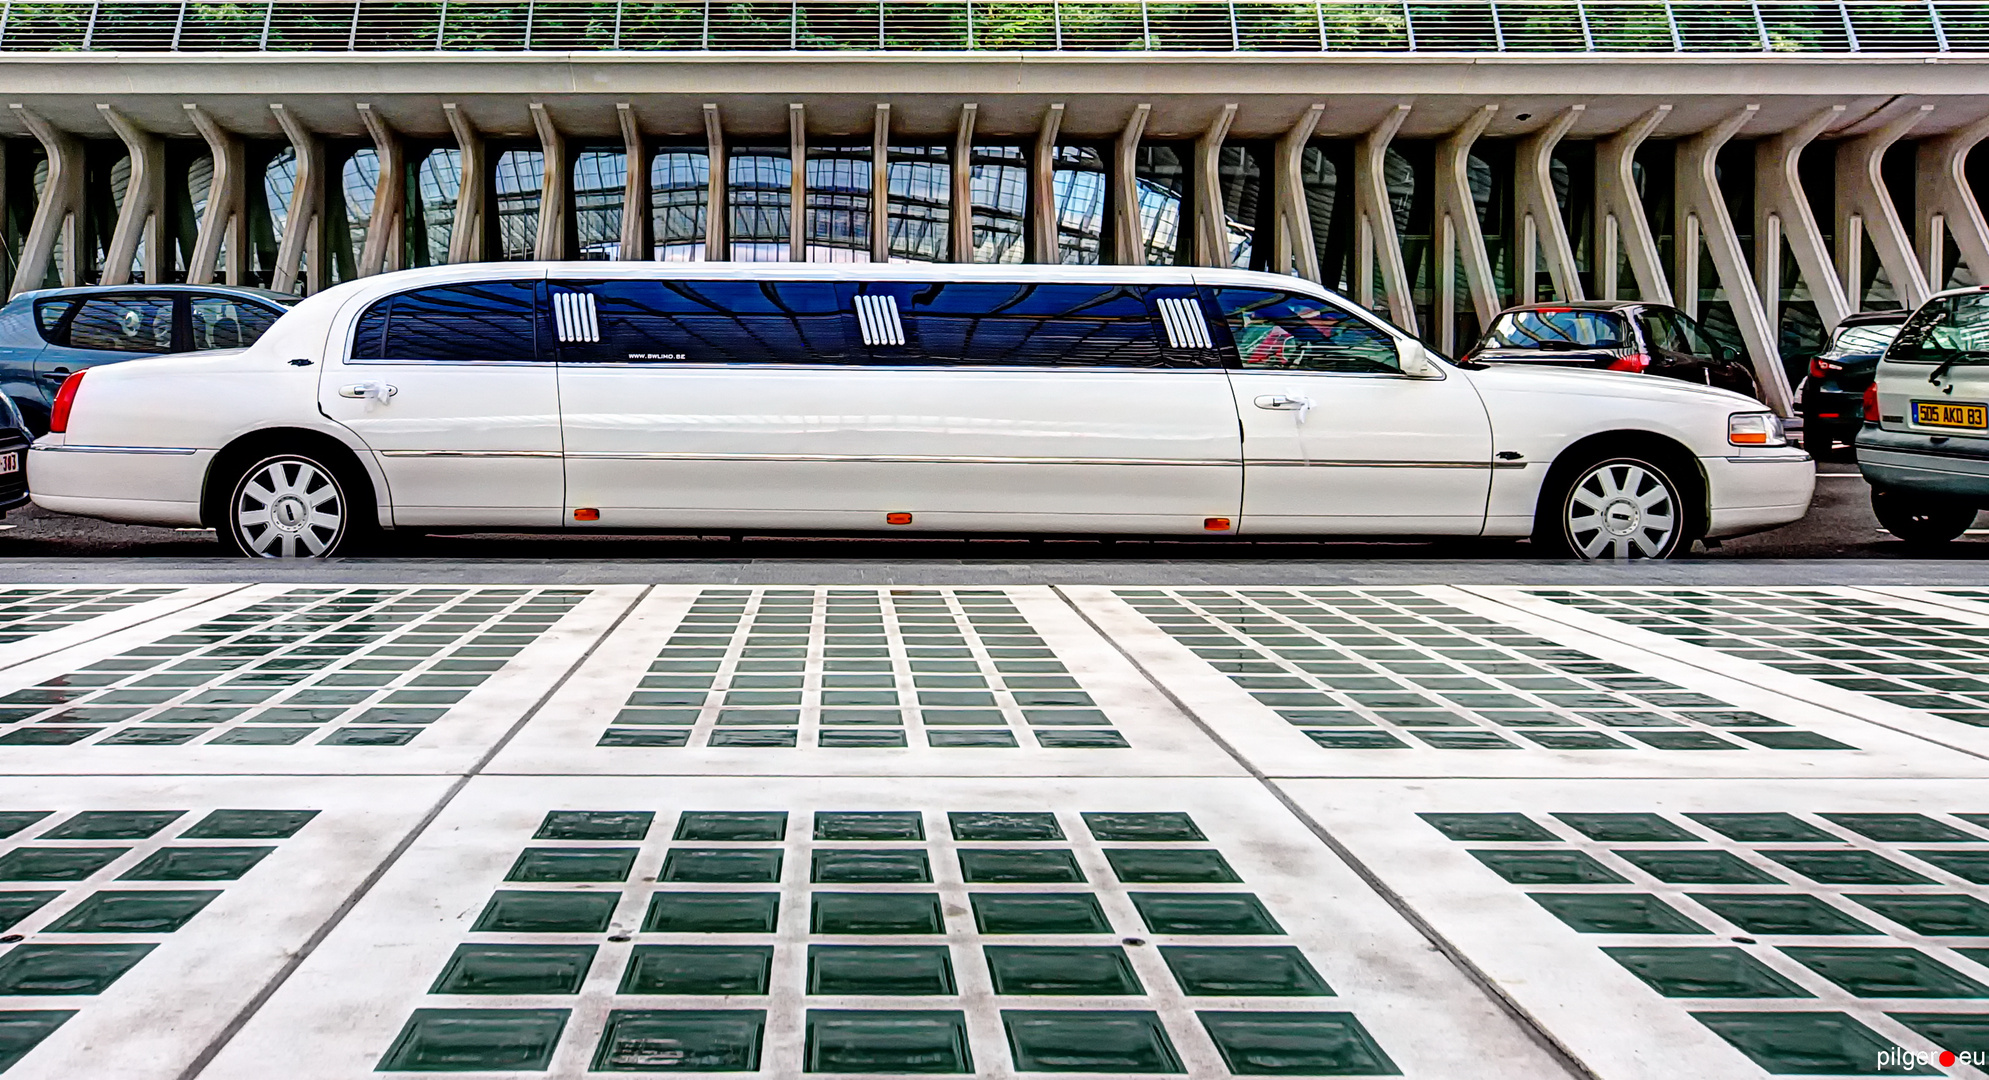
left=170, top=583, right=656, bottom=1080
left=1047, top=584, right=1602, bottom=1080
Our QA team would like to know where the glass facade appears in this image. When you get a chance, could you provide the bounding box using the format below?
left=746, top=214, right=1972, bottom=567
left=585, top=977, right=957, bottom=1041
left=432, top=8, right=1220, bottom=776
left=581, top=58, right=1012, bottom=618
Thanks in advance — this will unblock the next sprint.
left=413, top=148, right=460, bottom=268
left=1052, top=146, right=1107, bottom=265
left=729, top=147, right=791, bottom=261
left=494, top=149, right=544, bottom=261
left=805, top=144, right=871, bottom=262
left=651, top=149, right=709, bottom=260
left=887, top=145, right=950, bottom=262
left=573, top=149, right=625, bottom=260
left=1134, top=145, right=1188, bottom=266
left=968, top=145, right=1027, bottom=264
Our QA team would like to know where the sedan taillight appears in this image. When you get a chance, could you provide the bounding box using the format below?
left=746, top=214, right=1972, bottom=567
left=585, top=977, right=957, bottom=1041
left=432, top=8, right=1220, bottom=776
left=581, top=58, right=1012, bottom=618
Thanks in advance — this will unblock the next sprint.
left=1809, top=356, right=1842, bottom=379
left=49, top=370, right=85, bottom=434
left=1863, top=383, right=1880, bottom=423
left=1608, top=353, right=1651, bottom=374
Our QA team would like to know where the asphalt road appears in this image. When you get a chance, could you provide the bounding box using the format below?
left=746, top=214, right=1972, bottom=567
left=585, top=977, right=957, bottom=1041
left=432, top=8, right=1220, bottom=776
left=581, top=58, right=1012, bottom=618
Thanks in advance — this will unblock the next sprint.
left=0, top=448, right=1958, bottom=562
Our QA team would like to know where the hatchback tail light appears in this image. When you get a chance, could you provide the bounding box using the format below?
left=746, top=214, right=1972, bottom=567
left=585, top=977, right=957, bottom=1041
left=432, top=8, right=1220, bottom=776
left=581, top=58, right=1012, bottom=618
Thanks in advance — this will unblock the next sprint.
left=49, top=370, right=85, bottom=434
left=1608, top=353, right=1651, bottom=374
left=1809, top=356, right=1842, bottom=379
left=1863, top=383, right=1880, bottom=423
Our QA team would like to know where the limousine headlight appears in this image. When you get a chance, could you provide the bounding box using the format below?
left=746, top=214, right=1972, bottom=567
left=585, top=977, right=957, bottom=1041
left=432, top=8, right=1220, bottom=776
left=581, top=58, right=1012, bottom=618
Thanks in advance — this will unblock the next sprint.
left=1728, top=412, right=1787, bottom=447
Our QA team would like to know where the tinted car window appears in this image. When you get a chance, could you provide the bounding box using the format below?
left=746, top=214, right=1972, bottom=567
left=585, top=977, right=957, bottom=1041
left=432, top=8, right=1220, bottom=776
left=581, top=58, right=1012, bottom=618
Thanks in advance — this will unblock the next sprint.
left=865, top=282, right=1179, bottom=368
left=189, top=296, right=282, bottom=350
left=1214, top=288, right=1399, bottom=374
left=63, top=295, right=176, bottom=354
left=553, top=280, right=845, bottom=364
left=33, top=300, right=76, bottom=343
left=1644, top=309, right=1716, bottom=358
left=1481, top=309, right=1628, bottom=349
left=351, top=282, right=540, bottom=362
left=1887, top=293, right=1989, bottom=365
left=1819, top=321, right=1903, bottom=360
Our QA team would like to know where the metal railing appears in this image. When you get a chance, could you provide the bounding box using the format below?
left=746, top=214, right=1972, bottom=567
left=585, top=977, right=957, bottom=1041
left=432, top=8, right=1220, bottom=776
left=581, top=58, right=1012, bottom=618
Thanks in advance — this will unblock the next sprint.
left=0, top=0, right=1983, bottom=53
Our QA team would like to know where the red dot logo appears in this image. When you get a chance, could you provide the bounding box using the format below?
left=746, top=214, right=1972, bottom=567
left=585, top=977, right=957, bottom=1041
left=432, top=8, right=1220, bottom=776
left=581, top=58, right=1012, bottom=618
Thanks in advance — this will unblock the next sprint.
left=1942, top=1050, right=1958, bottom=1067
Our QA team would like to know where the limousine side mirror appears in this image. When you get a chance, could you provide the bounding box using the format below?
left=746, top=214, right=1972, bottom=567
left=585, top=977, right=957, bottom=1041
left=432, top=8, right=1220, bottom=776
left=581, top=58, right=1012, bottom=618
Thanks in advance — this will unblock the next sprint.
left=1399, top=342, right=1442, bottom=379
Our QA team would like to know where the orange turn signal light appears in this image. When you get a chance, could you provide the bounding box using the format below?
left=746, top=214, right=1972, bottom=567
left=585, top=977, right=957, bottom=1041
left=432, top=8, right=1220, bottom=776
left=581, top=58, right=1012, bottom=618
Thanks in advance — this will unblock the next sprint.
left=886, top=512, right=913, bottom=525
left=573, top=508, right=600, bottom=521
left=1204, top=517, right=1233, bottom=531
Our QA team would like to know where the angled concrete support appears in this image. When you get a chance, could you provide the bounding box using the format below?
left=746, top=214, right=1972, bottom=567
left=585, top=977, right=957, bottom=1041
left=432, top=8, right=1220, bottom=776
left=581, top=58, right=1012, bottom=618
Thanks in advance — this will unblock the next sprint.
left=1272, top=103, right=1325, bottom=281
left=1514, top=105, right=1584, bottom=303
left=1596, top=105, right=1672, bottom=304
left=1754, top=105, right=1849, bottom=339
left=1677, top=105, right=1790, bottom=416
left=1434, top=104, right=1499, bottom=352
left=8, top=105, right=83, bottom=294
left=186, top=104, right=247, bottom=284
left=788, top=103, right=806, bottom=262
left=530, top=103, right=567, bottom=261
left=1112, top=104, right=1151, bottom=265
left=355, top=103, right=404, bottom=276
left=97, top=104, right=165, bottom=287
left=703, top=103, right=726, bottom=259
left=1354, top=104, right=1414, bottom=333
left=1192, top=103, right=1237, bottom=268
left=1836, top=102, right=1934, bottom=311
left=871, top=103, right=891, bottom=263
left=951, top=103, right=977, bottom=262
left=1029, top=103, right=1062, bottom=264
left=617, top=104, right=647, bottom=262
left=270, top=104, right=326, bottom=294
left=1917, top=111, right=1989, bottom=289
left=442, top=103, right=486, bottom=265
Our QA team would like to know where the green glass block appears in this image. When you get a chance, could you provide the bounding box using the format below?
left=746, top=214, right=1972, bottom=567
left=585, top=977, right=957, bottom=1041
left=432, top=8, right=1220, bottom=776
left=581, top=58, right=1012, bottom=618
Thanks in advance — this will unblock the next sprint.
left=1418, top=813, right=1555, bottom=842
left=1822, top=814, right=1981, bottom=844
left=506, top=848, right=638, bottom=883
left=949, top=813, right=1062, bottom=841
left=928, top=730, right=1019, bottom=747
left=1603, top=947, right=1812, bottom=998
left=0, top=848, right=126, bottom=882
left=1199, top=1011, right=1401, bottom=1076
left=642, top=893, right=779, bottom=934
left=431, top=944, right=598, bottom=995
left=811, top=850, right=931, bottom=884
left=321, top=726, right=419, bottom=745
left=674, top=813, right=787, bottom=842
left=1764, top=850, right=1935, bottom=886
left=41, top=811, right=183, bottom=840
left=1469, top=850, right=1627, bottom=885
left=984, top=946, right=1142, bottom=995
left=0, top=814, right=50, bottom=840
left=1912, top=850, right=1989, bottom=884
left=1618, top=850, right=1780, bottom=885
left=957, top=850, right=1084, bottom=884
left=808, top=946, right=956, bottom=995
left=1553, top=813, right=1698, bottom=842
left=1131, top=893, right=1283, bottom=936
left=1889, top=1013, right=1989, bottom=1062
left=601, top=730, right=690, bottom=747
left=0, top=894, right=56, bottom=932
left=819, top=730, right=908, bottom=747
left=813, top=893, right=944, bottom=935
left=707, top=729, right=798, bottom=748
left=98, top=728, right=200, bottom=745
left=1305, top=730, right=1409, bottom=748
left=44, top=889, right=217, bottom=933
left=378, top=1009, right=569, bottom=1071
left=535, top=811, right=652, bottom=841
left=0, top=1011, right=74, bottom=1072
left=1034, top=729, right=1128, bottom=748
left=1692, top=895, right=1879, bottom=936
left=662, top=849, right=783, bottom=884
left=805, top=1010, right=971, bottom=1073
left=118, top=846, right=273, bottom=881
left=0, top=729, right=98, bottom=746
left=1738, top=730, right=1857, bottom=750
left=920, top=709, right=1007, bottom=727
left=1852, top=894, right=1989, bottom=936
left=1698, top=1011, right=1942, bottom=1074
left=1103, top=849, right=1240, bottom=884
left=971, top=894, right=1111, bottom=935
left=1081, top=812, right=1204, bottom=842
left=1527, top=731, right=1630, bottom=749
left=814, top=812, right=923, bottom=841
left=1683, top=813, right=1835, bottom=843
left=1781, top=947, right=1989, bottom=998
left=473, top=891, right=619, bottom=933
left=1528, top=893, right=1707, bottom=934
left=0, top=943, right=154, bottom=995
left=1159, top=946, right=1331, bottom=997
left=620, top=946, right=773, bottom=996
left=593, top=1009, right=765, bottom=1072
left=1003, top=1010, right=1180, bottom=1073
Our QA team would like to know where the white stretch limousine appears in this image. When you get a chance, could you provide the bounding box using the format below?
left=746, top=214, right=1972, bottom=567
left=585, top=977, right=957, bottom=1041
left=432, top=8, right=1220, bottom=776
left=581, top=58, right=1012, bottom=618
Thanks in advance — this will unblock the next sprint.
left=27, top=263, right=1813, bottom=559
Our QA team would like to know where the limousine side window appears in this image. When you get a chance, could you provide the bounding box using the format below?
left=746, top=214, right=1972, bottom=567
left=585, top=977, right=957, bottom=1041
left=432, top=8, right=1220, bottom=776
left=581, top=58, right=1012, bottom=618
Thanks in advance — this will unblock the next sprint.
left=1213, top=287, right=1399, bottom=374
left=859, top=282, right=1204, bottom=367
left=350, top=281, right=541, bottom=363
left=551, top=280, right=846, bottom=364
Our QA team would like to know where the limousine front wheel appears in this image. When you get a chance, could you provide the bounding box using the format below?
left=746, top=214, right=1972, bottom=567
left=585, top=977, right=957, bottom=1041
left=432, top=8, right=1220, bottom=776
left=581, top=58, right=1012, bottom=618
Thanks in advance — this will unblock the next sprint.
left=220, top=453, right=356, bottom=559
left=1545, top=456, right=1686, bottom=560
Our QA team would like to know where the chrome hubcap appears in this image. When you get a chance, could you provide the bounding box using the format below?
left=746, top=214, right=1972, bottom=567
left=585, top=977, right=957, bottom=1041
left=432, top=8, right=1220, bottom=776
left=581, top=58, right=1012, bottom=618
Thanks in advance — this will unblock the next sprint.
left=235, top=459, right=342, bottom=558
left=1567, top=462, right=1676, bottom=559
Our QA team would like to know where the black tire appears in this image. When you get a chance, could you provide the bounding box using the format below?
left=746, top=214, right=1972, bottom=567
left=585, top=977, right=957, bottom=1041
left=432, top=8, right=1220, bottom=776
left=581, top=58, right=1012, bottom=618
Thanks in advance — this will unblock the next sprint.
left=1534, top=454, right=1688, bottom=560
left=214, top=451, right=370, bottom=558
left=1872, top=486, right=1975, bottom=547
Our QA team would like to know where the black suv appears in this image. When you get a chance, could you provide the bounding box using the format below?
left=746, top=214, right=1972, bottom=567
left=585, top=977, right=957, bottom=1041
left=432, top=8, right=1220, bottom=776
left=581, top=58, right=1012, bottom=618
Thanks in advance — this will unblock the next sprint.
left=1464, top=301, right=1760, bottom=399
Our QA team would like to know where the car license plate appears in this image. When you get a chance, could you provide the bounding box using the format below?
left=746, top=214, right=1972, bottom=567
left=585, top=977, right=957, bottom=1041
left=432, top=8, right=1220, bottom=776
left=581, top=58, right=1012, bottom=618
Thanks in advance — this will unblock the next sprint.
left=1913, top=401, right=1989, bottom=430
left=0, top=453, right=19, bottom=475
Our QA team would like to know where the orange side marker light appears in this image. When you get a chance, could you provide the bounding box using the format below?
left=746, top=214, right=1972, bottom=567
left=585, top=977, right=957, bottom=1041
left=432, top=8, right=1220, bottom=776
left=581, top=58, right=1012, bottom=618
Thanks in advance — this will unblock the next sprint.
left=1204, top=517, right=1232, bottom=531
left=573, top=508, right=600, bottom=521
left=886, top=512, right=913, bottom=525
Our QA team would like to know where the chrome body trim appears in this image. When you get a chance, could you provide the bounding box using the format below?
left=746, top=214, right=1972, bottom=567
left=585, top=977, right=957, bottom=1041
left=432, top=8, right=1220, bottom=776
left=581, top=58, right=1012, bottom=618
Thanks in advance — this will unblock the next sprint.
left=31, top=444, right=200, bottom=456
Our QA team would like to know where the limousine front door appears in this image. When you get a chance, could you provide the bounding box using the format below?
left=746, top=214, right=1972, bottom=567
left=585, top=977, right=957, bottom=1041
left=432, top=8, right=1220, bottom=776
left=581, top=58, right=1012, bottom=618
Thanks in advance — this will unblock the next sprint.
left=551, top=278, right=1242, bottom=532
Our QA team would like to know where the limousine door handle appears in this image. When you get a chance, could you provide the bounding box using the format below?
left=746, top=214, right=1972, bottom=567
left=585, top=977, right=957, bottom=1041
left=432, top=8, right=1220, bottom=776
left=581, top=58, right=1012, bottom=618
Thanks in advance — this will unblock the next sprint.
left=339, top=382, right=398, bottom=402
left=1254, top=395, right=1312, bottom=411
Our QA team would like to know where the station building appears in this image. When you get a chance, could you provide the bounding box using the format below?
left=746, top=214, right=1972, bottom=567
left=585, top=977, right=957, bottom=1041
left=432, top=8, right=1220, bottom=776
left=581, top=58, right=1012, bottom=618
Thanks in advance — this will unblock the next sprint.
left=5, top=1, right=1989, bottom=412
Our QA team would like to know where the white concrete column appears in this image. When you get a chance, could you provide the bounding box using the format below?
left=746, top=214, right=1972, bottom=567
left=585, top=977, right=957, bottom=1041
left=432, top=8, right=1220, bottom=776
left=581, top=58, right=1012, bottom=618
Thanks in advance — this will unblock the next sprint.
left=1916, top=111, right=1989, bottom=290
left=530, top=102, right=567, bottom=261
left=1513, top=105, right=1584, bottom=304
left=1112, top=103, right=1151, bottom=265
left=1434, top=104, right=1499, bottom=352
left=1836, top=102, right=1933, bottom=311
left=871, top=103, right=891, bottom=263
left=1029, top=103, right=1062, bottom=264
left=1595, top=105, right=1672, bottom=304
left=355, top=103, right=404, bottom=275
left=1192, top=104, right=1237, bottom=268
left=443, top=103, right=486, bottom=265
left=1754, top=105, right=1849, bottom=339
left=703, top=103, right=725, bottom=260
left=617, top=103, right=647, bottom=262
left=788, top=103, right=806, bottom=262
left=270, top=104, right=326, bottom=294
left=186, top=104, right=247, bottom=284
left=950, top=103, right=977, bottom=262
left=1676, top=104, right=1791, bottom=416
left=7, top=105, right=83, bottom=294
left=1354, top=104, right=1414, bottom=333
left=97, top=104, right=165, bottom=287
left=1272, top=103, right=1325, bottom=281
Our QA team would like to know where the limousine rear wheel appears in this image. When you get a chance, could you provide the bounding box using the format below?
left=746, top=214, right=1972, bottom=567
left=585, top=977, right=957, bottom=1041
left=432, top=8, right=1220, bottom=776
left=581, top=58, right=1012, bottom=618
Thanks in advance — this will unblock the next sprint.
left=1543, top=455, right=1686, bottom=560
left=219, top=452, right=358, bottom=559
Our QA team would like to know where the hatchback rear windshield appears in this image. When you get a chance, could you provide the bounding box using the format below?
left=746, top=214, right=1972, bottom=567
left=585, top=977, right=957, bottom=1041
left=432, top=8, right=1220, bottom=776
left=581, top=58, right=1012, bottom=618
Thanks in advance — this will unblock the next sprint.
left=1818, top=322, right=1903, bottom=360
left=1481, top=309, right=1629, bottom=350
left=1887, top=294, right=1989, bottom=365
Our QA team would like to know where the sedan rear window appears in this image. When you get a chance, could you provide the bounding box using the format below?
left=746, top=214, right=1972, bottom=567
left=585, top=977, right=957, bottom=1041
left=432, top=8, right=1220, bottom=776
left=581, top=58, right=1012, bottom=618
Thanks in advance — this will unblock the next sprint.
left=1482, top=309, right=1629, bottom=350
left=1888, top=293, right=1989, bottom=365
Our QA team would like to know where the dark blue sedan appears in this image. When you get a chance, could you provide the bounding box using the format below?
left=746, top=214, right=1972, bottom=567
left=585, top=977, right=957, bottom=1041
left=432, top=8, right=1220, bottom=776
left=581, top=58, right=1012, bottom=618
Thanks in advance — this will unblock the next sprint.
left=0, top=284, right=296, bottom=434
